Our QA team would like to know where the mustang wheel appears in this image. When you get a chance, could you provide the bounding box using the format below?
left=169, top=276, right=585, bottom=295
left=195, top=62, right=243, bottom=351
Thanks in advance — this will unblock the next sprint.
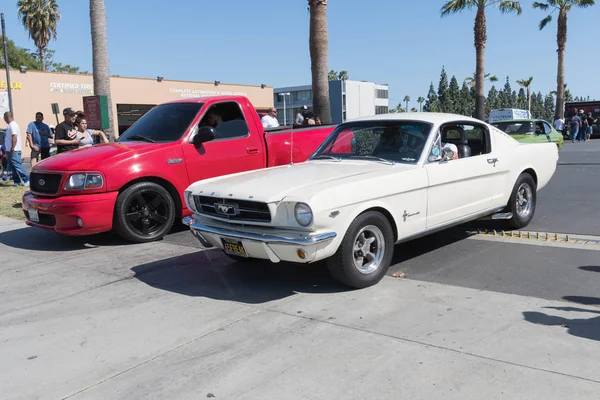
left=505, top=173, right=537, bottom=230
left=326, top=211, right=394, bottom=289
left=114, top=182, right=176, bottom=243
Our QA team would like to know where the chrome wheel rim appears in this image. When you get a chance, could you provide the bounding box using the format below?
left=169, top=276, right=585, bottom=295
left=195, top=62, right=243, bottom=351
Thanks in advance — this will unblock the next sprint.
left=352, top=225, right=385, bottom=274
left=516, top=183, right=533, bottom=218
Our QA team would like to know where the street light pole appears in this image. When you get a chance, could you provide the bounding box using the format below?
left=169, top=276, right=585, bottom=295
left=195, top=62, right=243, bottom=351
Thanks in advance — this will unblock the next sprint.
left=280, top=92, right=290, bottom=126
left=1, top=13, right=14, bottom=115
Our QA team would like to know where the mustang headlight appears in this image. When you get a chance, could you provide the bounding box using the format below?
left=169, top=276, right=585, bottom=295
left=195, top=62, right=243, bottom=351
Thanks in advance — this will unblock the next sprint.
left=294, top=202, right=313, bottom=227
left=65, top=173, right=104, bottom=190
left=187, top=191, right=196, bottom=212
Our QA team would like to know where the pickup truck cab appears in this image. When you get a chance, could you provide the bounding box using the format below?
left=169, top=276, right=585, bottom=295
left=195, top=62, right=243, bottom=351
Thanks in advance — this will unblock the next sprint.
left=22, top=95, right=336, bottom=242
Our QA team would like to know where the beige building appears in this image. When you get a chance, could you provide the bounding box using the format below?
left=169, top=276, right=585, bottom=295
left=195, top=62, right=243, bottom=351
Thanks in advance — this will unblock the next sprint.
left=0, top=70, right=273, bottom=147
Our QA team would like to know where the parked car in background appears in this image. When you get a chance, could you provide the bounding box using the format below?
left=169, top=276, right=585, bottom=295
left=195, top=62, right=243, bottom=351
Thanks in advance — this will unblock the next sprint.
left=183, top=113, right=559, bottom=289
left=490, top=119, right=563, bottom=150
left=22, top=96, right=336, bottom=243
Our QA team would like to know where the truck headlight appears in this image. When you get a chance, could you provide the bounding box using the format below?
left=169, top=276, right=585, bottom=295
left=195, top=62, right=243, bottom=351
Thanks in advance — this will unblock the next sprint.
left=294, top=202, right=313, bottom=227
left=65, top=173, right=104, bottom=190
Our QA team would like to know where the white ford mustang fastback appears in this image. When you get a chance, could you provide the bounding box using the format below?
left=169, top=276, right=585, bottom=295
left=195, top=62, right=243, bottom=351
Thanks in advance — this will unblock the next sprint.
left=182, top=113, right=558, bottom=289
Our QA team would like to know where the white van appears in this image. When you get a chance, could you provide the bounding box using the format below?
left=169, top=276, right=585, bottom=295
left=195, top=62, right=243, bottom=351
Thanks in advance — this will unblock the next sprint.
left=488, top=108, right=532, bottom=123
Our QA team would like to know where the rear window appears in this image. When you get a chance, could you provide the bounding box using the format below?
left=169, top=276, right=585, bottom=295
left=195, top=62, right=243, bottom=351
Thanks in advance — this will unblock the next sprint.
left=491, top=121, right=534, bottom=135
left=118, top=102, right=204, bottom=143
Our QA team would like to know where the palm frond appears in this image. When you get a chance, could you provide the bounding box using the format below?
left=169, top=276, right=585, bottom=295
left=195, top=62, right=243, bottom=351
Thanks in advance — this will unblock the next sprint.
left=498, top=1, right=523, bottom=14
left=539, top=15, right=552, bottom=30
left=532, top=1, right=550, bottom=10
left=575, top=0, right=595, bottom=8
left=441, top=0, right=476, bottom=16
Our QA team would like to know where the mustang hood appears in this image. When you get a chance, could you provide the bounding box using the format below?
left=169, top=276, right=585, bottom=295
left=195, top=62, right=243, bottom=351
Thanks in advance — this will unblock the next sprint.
left=187, top=161, right=415, bottom=203
left=33, top=142, right=174, bottom=172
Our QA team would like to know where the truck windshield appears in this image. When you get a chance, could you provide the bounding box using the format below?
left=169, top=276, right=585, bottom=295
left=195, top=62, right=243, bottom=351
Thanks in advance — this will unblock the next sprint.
left=117, top=102, right=204, bottom=143
left=311, top=120, right=433, bottom=164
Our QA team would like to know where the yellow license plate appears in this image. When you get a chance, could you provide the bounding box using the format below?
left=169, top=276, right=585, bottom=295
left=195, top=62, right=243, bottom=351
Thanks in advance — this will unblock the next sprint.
left=221, top=238, right=248, bottom=257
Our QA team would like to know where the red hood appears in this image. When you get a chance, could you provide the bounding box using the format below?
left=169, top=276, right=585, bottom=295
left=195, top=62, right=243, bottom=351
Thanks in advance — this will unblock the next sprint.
left=33, top=142, right=175, bottom=172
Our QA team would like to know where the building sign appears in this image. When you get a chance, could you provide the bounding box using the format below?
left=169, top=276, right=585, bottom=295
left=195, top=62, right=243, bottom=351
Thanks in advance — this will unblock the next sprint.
left=0, top=82, right=22, bottom=89
left=50, top=82, right=93, bottom=94
left=168, top=88, right=248, bottom=98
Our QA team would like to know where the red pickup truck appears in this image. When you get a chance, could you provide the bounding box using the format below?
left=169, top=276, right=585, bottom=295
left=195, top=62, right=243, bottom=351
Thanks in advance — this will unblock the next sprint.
left=22, top=96, right=335, bottom=242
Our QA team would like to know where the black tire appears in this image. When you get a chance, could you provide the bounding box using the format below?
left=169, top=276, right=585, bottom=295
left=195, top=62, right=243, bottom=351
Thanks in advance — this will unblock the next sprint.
left=505, top=173, right=537, bottom=230
left=326, top=211, right=394, bottom=289
left=114, top=181, right=176, bottom=243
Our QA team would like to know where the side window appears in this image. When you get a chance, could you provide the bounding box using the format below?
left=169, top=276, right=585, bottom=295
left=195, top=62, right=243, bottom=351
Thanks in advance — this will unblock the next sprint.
left=463, top=124, right=490, bottom=156
left=543, top=122, right=552, bottom=135
left=199, top=101, right=249, bottom=140
left=535, top=122, right=545, bottom=135
left=440, top=123, right=490, bottom=157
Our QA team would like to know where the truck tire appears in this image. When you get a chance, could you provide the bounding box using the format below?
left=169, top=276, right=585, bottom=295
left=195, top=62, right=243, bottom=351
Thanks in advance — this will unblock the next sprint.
left=326, top=211, right=394, bottom=289
left=114, top=181, right=176, bottom=243
left=505, top=173, right=537, bottom=230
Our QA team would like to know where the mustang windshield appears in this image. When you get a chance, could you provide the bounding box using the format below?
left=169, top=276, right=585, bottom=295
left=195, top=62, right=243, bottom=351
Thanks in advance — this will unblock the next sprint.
left=311, top=120, right=433, bottom=164
left=491, top=121, right=534, bottom=135
left=118, top=102, right=204, bottom=143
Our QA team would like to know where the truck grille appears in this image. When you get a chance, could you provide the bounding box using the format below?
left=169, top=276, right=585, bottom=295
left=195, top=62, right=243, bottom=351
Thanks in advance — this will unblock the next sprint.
left=30, top=173, right=63, bottom=194
left=193, top=195, right=271, bottom=222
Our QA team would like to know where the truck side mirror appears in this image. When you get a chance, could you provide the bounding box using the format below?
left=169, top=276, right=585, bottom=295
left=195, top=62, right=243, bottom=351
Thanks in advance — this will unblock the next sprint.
left=192, top=126, right=216, bottom=145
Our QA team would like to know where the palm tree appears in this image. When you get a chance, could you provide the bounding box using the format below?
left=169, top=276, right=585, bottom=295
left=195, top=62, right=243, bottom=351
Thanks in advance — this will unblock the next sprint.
left=338, top=70, right=349, bottom=80
left=516, top=76, right=534, bottom=113
left=308, top=0, right=331, bottom=124
left=464, top=72, right=498, bottom=87
left=90, top=0, right=115, bottom=138
left=417, top=96, right=425, bottom=112
left=441, top=1, right=522, bottom=121
left=328, top=70, right=338, bottom=81
left=17, top=0, right=61, bottom=71
left=403, top=95, right=411, bottom=112
left=533, top=0, right=595, bottom=120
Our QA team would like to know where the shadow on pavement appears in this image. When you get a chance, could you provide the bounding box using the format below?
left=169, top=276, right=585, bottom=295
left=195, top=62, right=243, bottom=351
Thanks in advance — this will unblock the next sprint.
left=0, top=226, right=134, bottom=251
left=131, top=251, right=347, bottom=304
left=390, top=227, right=474, bottom=267
left=580, top=266, right=600, bottom=273
left=0, top=223, right=193, bottom=252
left=523, top=305, right=600, bottom=342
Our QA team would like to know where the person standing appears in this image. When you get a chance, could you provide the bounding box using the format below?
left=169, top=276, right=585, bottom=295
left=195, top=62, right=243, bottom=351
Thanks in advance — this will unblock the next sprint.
left=585, top=112, right=597, bottom=142
left=553, top=117, right=565, bottom=138
left=3, top=112, right=29, bottom=186
left=261, top=107, right=280, bottom=128
left=26, top=112, right=53, bottom=167
left=53, top=108, right=80, bottom=154
left=569, top=112, right=581, bottom=143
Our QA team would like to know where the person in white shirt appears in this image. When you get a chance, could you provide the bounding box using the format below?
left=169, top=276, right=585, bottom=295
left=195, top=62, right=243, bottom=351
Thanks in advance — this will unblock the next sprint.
left=3, top=111, right=29, bottom=186
left=553, top=117, right=565, bottom=137
left=261, top=107, right=280, bottom=128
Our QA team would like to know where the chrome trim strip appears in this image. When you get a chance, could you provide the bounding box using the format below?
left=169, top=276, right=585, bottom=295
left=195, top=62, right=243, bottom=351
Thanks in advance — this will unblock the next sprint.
left=396, top=206, right=505, bottom=244
left=182, top=216, right=336, bottom=245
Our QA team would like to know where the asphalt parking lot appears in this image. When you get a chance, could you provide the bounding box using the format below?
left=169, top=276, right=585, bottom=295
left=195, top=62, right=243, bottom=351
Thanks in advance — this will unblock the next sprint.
left=1, top=140, right=599, bottom=399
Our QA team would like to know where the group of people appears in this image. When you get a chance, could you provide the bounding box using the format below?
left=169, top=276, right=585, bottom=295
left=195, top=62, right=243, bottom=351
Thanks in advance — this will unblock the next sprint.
left=2, top=107, right=109, bottom=186
left=554, top=110, right=597, bottom=143
left=260, top=105, right=322, bottom=129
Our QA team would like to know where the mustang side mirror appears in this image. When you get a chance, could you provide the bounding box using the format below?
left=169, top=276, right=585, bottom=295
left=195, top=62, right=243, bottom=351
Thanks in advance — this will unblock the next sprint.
left=442, top=146, right=455, bottom=161
left=192, top=126, right=216, bottom=145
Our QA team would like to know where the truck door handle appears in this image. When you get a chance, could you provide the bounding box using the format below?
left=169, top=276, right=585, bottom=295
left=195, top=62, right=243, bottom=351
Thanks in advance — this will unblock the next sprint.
left=246, top=147, right=259, bottom=154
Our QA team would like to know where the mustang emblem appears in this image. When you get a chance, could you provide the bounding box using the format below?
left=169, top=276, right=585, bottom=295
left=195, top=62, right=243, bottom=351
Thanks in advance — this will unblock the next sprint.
left=215, top=203, right=237, bottom=216
left=38, top=179, right=46, bottom=186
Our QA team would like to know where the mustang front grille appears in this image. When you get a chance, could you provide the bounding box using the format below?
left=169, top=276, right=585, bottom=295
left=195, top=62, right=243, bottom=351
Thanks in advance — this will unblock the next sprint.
left=193, top=195, right=271, bottom=222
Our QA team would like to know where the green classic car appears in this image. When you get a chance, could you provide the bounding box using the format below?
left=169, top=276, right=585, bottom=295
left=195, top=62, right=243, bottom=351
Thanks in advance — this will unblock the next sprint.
left=490, top=119, right=564, bottom=150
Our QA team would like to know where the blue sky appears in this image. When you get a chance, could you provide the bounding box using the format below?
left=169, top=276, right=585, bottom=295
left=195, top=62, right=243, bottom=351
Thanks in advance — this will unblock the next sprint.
left=3, top=0, right=599, bottom=109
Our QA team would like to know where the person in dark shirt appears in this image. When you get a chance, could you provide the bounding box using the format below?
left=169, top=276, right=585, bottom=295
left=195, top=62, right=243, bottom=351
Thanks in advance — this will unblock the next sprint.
left=54, top=107, right=80, bottom=153
left=585, top=112, right=597, bottom=142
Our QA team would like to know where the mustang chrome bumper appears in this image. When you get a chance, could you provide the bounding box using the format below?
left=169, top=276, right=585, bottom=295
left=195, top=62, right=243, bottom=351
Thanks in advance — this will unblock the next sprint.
left=182, top=216, right=337, bottom=263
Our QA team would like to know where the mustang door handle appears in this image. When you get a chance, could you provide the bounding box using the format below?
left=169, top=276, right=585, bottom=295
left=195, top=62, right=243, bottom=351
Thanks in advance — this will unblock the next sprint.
left=487, top=158, right=499, bottom=166
left=246, top=147, right=259, bottom=154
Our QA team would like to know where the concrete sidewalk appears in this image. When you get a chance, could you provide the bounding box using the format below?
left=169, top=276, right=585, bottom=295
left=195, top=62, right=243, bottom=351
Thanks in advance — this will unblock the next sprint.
left=0, top=217, right=598, bottom=399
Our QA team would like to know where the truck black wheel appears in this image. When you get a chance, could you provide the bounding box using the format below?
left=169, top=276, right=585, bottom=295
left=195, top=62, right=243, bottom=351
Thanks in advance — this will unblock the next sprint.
left=114, top=182, right=176, bottom=243
left=326, top=211, right=394, bottom=289
left=505, top=173, right=537, bottom=230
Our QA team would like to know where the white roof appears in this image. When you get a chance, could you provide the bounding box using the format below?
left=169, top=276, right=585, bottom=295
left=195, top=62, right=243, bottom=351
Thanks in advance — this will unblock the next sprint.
left=348, top=112, right=484, bottom=125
